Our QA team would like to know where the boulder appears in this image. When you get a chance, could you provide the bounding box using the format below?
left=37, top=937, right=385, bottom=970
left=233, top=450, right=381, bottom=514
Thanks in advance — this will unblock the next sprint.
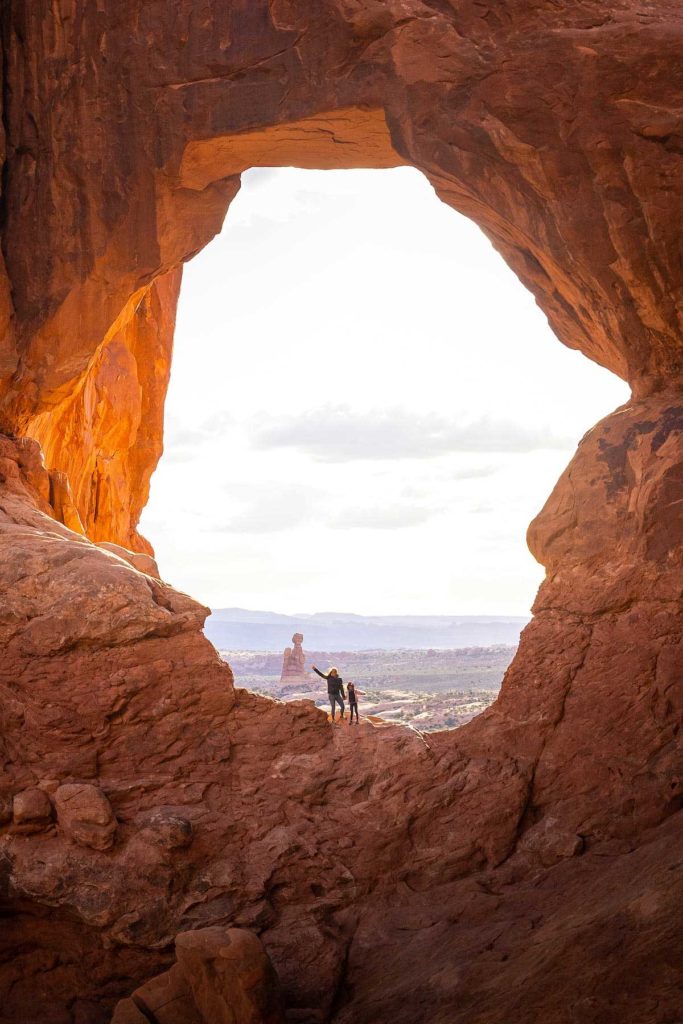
left=112, top=964, right=201, bottom=1024
left=12, top=788, right=53, bottom=833
left=113, top=929, right=284, bottom=1024
left=54, top=783, right=117, bottom=851
left=175, top=928, right=285, bottom=1024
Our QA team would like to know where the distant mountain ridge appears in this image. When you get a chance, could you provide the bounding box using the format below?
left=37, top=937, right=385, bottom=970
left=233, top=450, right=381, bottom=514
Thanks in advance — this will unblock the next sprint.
left=205, top=608, right=530, bottom=652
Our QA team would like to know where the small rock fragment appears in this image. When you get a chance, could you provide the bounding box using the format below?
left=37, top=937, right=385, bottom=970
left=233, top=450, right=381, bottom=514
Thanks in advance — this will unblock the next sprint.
left=141, top=810, right=193, bottom=850
left=519, top=816, right=584, bottom=867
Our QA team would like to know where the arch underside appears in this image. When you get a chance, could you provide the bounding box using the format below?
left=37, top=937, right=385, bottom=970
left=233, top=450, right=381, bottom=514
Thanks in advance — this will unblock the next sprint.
left=0, top=1, right=681, bottom=1021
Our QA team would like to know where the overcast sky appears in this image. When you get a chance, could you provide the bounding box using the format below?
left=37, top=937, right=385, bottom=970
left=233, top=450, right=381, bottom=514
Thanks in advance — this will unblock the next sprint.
left=140, top=167, right=629, bottom=616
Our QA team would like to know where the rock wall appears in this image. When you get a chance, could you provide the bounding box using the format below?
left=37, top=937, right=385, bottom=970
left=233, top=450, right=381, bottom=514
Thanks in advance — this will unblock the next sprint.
left=0, top=1, right=681, bottom=1022
left=26, top=270, right=182, bottom=553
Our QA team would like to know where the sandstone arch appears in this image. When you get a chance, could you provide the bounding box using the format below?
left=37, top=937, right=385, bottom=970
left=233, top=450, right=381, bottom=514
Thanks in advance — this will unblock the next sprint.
left=0, top=2, right=681, bottom=1021
left=1, top=0, right=681, bottom=544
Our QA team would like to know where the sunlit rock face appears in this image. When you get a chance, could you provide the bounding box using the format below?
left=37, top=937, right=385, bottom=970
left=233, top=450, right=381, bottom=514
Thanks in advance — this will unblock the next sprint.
left=25, top=271, right=183, bottom=554
left=0, top=1, right=681, bottom=1022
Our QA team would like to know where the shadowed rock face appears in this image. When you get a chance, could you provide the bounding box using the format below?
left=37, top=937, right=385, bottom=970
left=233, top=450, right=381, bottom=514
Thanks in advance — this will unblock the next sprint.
left=112, top=927, right=285, bottom=1024
left=0, top=1, right=681, bottom=1022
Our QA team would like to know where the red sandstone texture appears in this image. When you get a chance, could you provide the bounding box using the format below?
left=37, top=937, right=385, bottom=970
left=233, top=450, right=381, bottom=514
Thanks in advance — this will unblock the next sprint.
left=26, top=270, right=182, bottom=554
left=0, top=1, right=681, bottom=1022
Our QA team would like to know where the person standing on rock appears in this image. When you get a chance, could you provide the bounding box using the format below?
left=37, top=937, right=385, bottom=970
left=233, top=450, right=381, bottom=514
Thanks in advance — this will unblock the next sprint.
left=312, top=665, right=346, bottom=721
left=347, top=682, right=365, bottom=724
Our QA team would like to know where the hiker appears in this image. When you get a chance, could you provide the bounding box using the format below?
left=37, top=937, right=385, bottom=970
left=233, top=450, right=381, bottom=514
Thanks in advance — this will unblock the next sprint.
left=312, top=665, right=346, bottom=721
left=347, top=682, right=365, bottom=724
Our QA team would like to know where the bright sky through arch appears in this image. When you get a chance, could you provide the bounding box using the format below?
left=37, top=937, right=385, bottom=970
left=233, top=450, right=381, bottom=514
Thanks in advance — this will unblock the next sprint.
left=140, top=167, right=630, bottom=616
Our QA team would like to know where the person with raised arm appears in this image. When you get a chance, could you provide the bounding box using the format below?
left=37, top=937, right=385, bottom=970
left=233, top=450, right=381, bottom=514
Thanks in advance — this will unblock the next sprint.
left=312, top=665, right=346, bottom=722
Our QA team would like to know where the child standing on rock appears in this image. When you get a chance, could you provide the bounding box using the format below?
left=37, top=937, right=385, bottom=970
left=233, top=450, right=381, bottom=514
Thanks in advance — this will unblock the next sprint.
left=347, top=682, right=365, bottom=724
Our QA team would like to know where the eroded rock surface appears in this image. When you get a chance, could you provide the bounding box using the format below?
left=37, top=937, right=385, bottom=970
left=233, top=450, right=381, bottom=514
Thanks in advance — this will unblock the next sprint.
left=97, top=543, right=161, bottom=580
left=0, top=1, right=681, bottom=1022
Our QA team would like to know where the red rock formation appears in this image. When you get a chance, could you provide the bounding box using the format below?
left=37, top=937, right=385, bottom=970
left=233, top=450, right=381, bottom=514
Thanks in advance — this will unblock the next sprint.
left=280, top=633, right=310, bottom=686
left=0, top=1, right=681, bottom=1022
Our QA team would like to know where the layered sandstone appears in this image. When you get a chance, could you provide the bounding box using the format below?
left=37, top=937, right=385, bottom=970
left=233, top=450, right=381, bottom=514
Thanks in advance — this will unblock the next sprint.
left=0, top=1, right=681, bottom=1023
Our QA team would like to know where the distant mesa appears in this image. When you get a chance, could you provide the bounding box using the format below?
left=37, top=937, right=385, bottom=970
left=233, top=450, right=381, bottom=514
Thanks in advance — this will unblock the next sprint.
left=205, top=608, right=530, bottom=652
left=280, top=632, right=312, bottom=687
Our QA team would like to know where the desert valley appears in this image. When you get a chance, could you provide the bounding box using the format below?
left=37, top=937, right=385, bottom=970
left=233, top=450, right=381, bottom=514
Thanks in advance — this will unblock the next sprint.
left=209, top=612, right=520, bottom=731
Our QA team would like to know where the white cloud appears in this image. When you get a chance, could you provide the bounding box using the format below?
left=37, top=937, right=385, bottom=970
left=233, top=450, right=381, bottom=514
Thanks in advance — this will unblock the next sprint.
left=213, top=505, right=312, bottom=534
left=451, top=464, right=499, bottom=480
left=201, top=479, right=443, bottom=534
left=210, top=482, right=322, bottom=534
left=330, top=504, right=440, bottom=530
left=251, top=406, right=574, bottom=461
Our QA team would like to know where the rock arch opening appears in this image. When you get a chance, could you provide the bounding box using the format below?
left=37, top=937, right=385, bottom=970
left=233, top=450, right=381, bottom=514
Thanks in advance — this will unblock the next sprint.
left=143, top=160, right=629, bottom=727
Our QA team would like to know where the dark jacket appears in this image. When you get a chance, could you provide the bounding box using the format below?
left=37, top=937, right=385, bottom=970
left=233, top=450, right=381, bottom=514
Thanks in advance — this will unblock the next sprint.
left=314, top=667, right=345, bottom=698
